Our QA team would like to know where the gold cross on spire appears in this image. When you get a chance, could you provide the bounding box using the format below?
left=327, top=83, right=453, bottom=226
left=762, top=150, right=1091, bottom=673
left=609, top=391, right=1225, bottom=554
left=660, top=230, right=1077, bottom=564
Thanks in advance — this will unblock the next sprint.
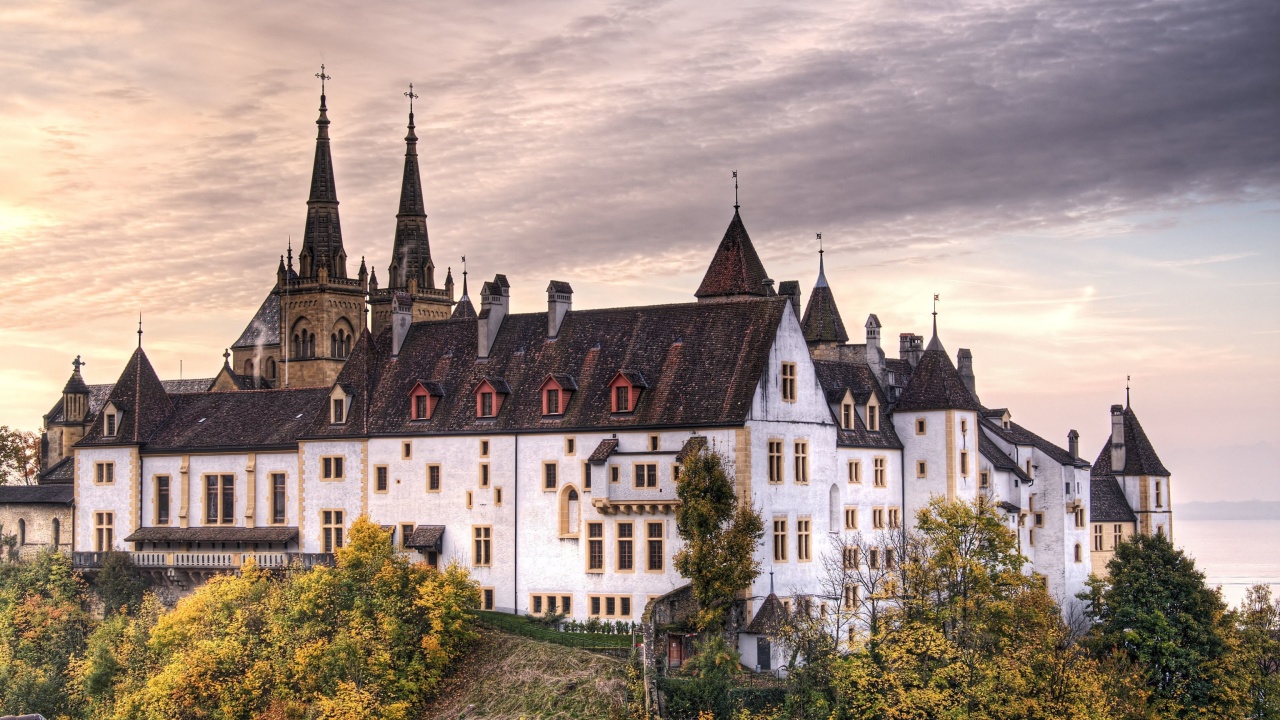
left=315, top=64, right=331, bottom=94
left=405, top=83, right=418, bottom=113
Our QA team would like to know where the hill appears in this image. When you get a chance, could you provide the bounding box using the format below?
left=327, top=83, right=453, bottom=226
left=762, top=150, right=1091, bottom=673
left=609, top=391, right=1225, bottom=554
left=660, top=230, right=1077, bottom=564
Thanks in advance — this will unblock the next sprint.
left=419, top=625, right=630, bottom=719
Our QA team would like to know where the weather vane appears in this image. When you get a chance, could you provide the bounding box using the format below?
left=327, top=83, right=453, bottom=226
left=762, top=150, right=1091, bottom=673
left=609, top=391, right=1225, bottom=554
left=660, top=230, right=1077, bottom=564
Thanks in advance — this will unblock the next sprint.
left=137, top=313, right=143, bottom=348
left=933, top=293, right=940, bottom=316
left=732, top=171, right=739, bottom=209
left=405, top=83, right=418, bottom=113
left=817, top=232, right=823, bottom=255
left=315, top=64, right=331, bottom=94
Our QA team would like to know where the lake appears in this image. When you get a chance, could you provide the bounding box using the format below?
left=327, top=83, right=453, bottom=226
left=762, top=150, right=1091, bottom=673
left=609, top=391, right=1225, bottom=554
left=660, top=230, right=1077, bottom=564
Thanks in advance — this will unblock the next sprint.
left=1175, top=518, right=1280, bottom=609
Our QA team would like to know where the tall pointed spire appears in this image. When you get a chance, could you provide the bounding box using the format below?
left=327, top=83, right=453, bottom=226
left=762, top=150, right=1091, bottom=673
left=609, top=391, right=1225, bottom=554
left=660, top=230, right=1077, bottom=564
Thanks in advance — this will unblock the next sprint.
left=452, top=256, right=476, bottom=319
left=801, top=236, right=848, bottom=344
left=389, top=83, right=434, bottom=291
left=926, top=294, right=945, bottom=353
left=298, top=66, right=347, bottom=279
left=695, top=206, right=770, bottom=301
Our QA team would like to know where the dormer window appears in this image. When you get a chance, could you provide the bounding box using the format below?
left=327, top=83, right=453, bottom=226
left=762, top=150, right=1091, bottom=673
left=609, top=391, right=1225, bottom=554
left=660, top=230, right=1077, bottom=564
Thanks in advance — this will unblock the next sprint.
left=842, top=402, right=853, bottom=429
left=539, top=375, right=577, bottom=416
left=475, top=378, right=509, bottom=418
left=106, top=413, right=117, bottom=436
left=329, top=385, right=352, bottom=425
left=866, top=397, right=880, bottom=432
left=609, top=371, right=648, bottom=414
left=332, top=399, right=345, bottom=424
left=409, top=381, right=443, bottom=421
left=103, top=402, right=121, bottom=437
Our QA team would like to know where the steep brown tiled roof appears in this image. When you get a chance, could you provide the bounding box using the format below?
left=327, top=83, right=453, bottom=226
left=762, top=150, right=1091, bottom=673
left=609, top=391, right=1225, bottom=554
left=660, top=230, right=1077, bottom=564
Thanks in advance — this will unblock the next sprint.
left=979, top=429, right=1033, bottom=484
left=452, top=295, right=476, bottom=319
left=404, top=525, right=445, bottom=550
left=811, top=360, right=902, bottom=450
left=745, top=593, right=787, bottom=635
left=893, top=346, right=981, bottom=412
left=588, top=439, right=619, bottom=462
left=80, top=348, right=175, bottom=445
left=676, top=436, right=707, bottom=463
left=123, top=527, right=299, bottom=543
left=1090, top=475, right=1137, bottom=523
left=231, top=291, right=282, bottom=349
left=695, top=210, right=770, bottom=300
left=39, top=456, right=74, bottom=484
left=62, top=369, right=89, bottom=395
left=309, top=329, right=387, bottom=438
left=800, top=256, right=848, bottom=343
left=142, top=388, right=327, bottom=452
left=981, top=414, right=1084, bottom=468
left=1090, top=406, right=1169, bottom=477
left=0, top=484, right=73, bottom=505
left=318, top=298, right=789, bottom=437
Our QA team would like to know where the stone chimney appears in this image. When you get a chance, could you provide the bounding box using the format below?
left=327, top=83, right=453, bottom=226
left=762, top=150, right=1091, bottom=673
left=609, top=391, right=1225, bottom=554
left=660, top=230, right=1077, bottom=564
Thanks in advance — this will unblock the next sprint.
left=865, top=314, right=884, bottom=379
left=1110, top=404, right=1126, bottom=471
left=957, top=348, right=977, bottom=402
left=477, top=274, right=510, bottom=359
left=899, top=333, right=924, bottom=367
left=390, top=291, right=412, bottom=359
left=1068, top=429, right=1080, bottom=460
left=547, top=280, right=573, bottom=338
left=777, top=281, right=801, bottom=319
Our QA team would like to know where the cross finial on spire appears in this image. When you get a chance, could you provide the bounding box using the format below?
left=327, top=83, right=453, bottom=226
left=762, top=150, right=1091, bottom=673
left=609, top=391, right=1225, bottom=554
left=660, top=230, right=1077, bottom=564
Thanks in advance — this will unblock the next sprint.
left=72, top=355, right=86, bottom=373
left=223, top=348, right=231, bottom=366
left=137, top=313, right=143, bottom=348
left=405, top=83, right=418, bottom=113
left=732, top=170, right=739, bottom=210
left=932, top=294, right=940, bottom=338
left=315, top=64, right=331, bottom=95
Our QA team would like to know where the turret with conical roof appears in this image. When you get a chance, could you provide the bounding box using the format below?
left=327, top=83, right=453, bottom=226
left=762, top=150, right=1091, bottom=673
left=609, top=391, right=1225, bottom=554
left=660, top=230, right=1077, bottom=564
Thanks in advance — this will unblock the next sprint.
left=695, top=208, right=771, bottom=302
left=801, top=248, right=849, bottom=348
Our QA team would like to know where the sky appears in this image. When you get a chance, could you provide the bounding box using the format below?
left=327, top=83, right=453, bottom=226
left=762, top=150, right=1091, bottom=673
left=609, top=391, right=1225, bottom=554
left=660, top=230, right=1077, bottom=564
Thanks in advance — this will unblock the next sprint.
left=1, top=0, right=1277, bottom=503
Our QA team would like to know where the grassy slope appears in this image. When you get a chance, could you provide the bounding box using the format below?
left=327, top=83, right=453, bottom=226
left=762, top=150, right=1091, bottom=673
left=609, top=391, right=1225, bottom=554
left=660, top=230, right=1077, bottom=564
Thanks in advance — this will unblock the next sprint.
left=420, top=626, right=629, bottom=719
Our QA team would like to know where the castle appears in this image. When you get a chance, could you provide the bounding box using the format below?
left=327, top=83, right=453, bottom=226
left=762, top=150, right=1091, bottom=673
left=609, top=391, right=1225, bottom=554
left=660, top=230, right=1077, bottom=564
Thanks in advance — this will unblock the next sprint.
left=22, top=86, right=1173, bottom=655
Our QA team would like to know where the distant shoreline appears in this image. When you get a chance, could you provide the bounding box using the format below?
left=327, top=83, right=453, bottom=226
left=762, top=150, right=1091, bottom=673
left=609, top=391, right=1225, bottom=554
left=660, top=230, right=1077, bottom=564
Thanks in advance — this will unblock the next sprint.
left=1174, top=501, right=1280, bottom=521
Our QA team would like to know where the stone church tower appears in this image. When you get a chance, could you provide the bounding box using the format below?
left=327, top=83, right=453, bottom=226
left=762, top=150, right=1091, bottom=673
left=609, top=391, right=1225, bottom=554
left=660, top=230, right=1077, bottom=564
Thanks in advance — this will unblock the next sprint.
left=277, top=89, right=369, bottom=388
left=369, top=105, right=454, bottom=335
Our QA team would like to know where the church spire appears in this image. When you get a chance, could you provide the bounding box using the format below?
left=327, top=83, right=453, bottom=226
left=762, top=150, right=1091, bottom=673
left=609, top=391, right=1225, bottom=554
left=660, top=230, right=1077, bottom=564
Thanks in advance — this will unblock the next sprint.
left=801, top=236, right=848, bottom=344
left=389, top=84, right=434, bottom=291
left=298, top=66, right=347, bottom=279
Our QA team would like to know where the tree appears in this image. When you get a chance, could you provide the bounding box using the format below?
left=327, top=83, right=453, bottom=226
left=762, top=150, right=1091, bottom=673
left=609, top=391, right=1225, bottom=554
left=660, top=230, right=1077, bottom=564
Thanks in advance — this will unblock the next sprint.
left=1082, top=531, right=1249, bottom=717
left=672, top=446, right=765, bottom=632
left=94, top=551, right=149, bottom=617
left=0, top=426, right=40, bottom=485
left=1238, top=584, right=1280, bottom=719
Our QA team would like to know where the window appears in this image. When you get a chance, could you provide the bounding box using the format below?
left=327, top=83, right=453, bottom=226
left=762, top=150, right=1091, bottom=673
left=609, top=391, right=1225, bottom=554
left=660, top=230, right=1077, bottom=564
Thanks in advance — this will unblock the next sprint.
left=886, top=547, right=897, bottom=569
left=545, top=388, right=561, bottom=415
left=204, top=474, right=234, bottom=525
left=272, top=473, right=286, bottom=524
left=872, top=508, right=885, bottom=529
left=322, top=456, right=345, bottom=480
left=495, top=486, right=503, bottom=506
left=322, top=510, right=345, bottom=552
left=633, top=463, right=657, bottom=488
left=583, top=462, right=592, bottom=490
left=873, top=457, right=886, bottom=487
left=843, top=546, right=859, bottom=570
left=672, top=464, right=682, bottom=481
left=1034, top=512, right=1045, bottom=528
left=560, top=486, right=580, bottom=536
left=331, top=397, right=346, bottom=424
left=781, top=362, right=797, bottom=401
left=94, top=511, right=114, bottom=552
left=848, top=460, right=861, bottom=484
left=888, top=507, right=901, bottom=528
left=105, top=411, right=118, bottom=436
left=588, top=595, right=632, bottom=618
left=616, top=522, right=634, bottom=571
left=427, top=464, right=441, bottom=492
left=869, top=547, right=880, bottom=569
left=400, top=523, right=415, bottom=549
left=52, top=518, right=60, bottom=547
left=647, top=521, right=664, bottom=571
left=17, top=518, right=25, bottom=545
left=1029, top=528, right=1035, bottom=547
left=1155, top=480, right=1163, bottom=508
left=1025, top=459, right=1033, bottom=477
left=587, top=522, right=604, bottom=572
left=413, top=394, right=428, bottom=420
left=480, top=439, right=490, bottom=457
left=1112, top=523, right=1123, bottom=549
left=466, top=491, right=473, bottom=509
left=1075, top=508, right=1086, bottom=528
left=916, top=460, right=927, bottom=478
left=844, top=507, right=858, bottom=530
left=543, top=462, right=558, bottom=490
left=773, top=518, right=788, bottom=562
left=156, top=475, right=170, bottom=525
left=915, top=418, right=926, bottom=435
left=649, top=435, right=660, bottom=452
left=375, top=465, right=389, bottom=493
left=841, top=402, right=853, bottom=429
left=614, top=385, right=631, bottom=413
left=402, top=442, right=412, bottom=459
left=566, top=437, right=576, bottom=455
left=480, top=392, right=494, bottom=417
left=481, top=463, right=491, bottom=488
left=1074, top=543, right=1083, bottom=562
left=530, top=594, right=572, bottom=617
left=960, top=418, right=968, bottom=434
left=797, top=518, right=811, bottom=562
left=960, top=451, right=968, bottom=476
left=1093, top=524, right=1104, bottom=551
left=794, top=441, right=809, bottom=484
left=768, top=440, right=784, bottom=484
left=473, top=526, right=492, bottom=566
left=482, top=588, right=495, bottom=611
left=867, top=402, right=879, bottom=431
left=610, top=466, right=620, bottom=483
left=843, top=583, right=858, bottom=609
left=979, top=471, right=990, bottom=489
left=95, top=462, right=115, bottom=485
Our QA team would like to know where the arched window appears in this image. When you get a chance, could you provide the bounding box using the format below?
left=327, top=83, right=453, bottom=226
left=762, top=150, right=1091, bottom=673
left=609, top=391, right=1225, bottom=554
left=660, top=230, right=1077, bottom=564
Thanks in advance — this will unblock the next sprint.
left=559, top=485, right=580, bottom=537
left=292, top=333, right=301, bottom=359
left=330, top=333, right=338, bottom=358
left=52, top=518, right=60, bottom=547
left=1073, top=543, right=1083, bottom=562
left=267, top=357, right=276, bottom=380
left=17, top=518, right=25, bottom=546
left=829, top=484, right=841, bottom=532
left=244, top=359, right=255, bottom=377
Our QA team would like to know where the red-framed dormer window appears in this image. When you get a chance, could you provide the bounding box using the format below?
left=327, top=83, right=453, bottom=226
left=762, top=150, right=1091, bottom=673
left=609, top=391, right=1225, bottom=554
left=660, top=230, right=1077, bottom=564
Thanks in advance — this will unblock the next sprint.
left=475, top=379, right=506, bottom=418
left=609, top=371, right=646, bottom=414
left=409, top=381, right=442, bottom=421
left=539, top=375, right=576, bottom=416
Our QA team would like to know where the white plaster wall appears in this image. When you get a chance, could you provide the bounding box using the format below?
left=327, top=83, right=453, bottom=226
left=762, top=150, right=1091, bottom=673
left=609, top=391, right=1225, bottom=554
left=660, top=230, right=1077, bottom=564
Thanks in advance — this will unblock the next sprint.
left=896, top=409, right=948, bottom=522
left=138, top=455, right=182, bottom=528
left=299, top=440, right=367, bottom=553
left=74, top=446, right=136, bottom=551
left=255, top=453, right=300, bottom=527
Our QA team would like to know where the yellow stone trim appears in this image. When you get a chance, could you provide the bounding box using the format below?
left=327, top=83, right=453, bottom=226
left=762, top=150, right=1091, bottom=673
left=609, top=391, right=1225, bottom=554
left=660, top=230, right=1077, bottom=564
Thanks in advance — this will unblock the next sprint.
left=245, top=453, right=257, bottom=528
left=945, top=411, right=956, bottom=502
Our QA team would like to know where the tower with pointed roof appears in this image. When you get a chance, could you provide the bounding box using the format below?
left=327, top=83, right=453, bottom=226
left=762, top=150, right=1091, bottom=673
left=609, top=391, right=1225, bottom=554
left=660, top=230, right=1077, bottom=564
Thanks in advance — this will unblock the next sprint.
left=695, top=207, right=773, bottom=302
left=369, top=99, right=454, bottom=336
left=801, top=247, right=849, bottom=357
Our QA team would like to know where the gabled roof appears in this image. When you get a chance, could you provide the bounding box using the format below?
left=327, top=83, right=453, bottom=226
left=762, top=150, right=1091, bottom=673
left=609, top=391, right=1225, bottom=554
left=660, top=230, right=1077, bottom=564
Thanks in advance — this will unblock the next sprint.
left=231, top=291, right=282, bottom=349
left=309, top=329, right=384, bottom=438
left=811, top=360, right=902, bottom=450
left=46, top=378, right=211, bottom=425
left=981, top=413, right=1085, bottom=468
left=801, top=255, right=848, bottom=343
left=0, top=484, right=73, bottom=505
left=79, top=348, right=174, bottom=445
left=1091, top=405, right=1170, bottom=477
left=322, top=297, right=789, bottom=436
left=695, top=209, right=770, bottom=300
left=1090, top=475, right=1138, bottom=523
left=142, top=388, right=328, bottom=452
left=979, top=430, right=1033, bottom=484
left=893, top=346, right=981, bottom=412
left=39, top=456, right=74, bottom=484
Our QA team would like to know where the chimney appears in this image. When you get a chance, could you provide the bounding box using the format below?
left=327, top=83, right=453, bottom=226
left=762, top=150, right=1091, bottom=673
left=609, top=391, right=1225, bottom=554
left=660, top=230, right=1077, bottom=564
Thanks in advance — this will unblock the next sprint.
left=547, top=280, right=573, bottom=338
left=762, top=278, right=776, bottom=296
left=957, top=348, right=977, bottom=402
left=777, top=281, right=801, bottom=319
left=1110, top=404, right=1126, bottom=471
left=391, top=291, right=412, bottom=359
left=865, top=314, right=884, bottom=378
left=477, top=274, right=510, bottom=359
left=899, top=333, right=923, bottom=367
left=1068, top=429, right=1080, bottom=461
